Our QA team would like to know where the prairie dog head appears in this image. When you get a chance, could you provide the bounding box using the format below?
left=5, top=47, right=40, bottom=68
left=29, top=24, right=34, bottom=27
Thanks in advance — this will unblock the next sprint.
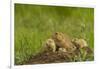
left=72, top=38, right=88, bottom=48
left=45, top=38, right=56, bottom=52
left=52, top=32, right=64, bottom=41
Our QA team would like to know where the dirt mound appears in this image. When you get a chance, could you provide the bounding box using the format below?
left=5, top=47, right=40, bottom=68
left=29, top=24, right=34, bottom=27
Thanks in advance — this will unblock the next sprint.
left=24, top=47, right=93, bottom=65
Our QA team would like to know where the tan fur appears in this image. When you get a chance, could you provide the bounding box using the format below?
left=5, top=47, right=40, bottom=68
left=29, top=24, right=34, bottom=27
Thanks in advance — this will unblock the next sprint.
left=45, top=38, right=56, bottom=52
left=72, top=38, right=88, bottom=48
left=52, top=32, right=76, bottom=53
left=58, top=48, right=67, bottom=52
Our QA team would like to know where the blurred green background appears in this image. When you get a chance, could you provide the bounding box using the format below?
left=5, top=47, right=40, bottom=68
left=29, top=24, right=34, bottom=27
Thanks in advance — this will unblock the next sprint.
left=14, top=3, right=94, bottom=65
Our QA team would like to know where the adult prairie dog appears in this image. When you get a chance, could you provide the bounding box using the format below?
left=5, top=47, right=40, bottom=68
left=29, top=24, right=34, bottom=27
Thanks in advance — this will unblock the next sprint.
left=52, top=32, right=76, bottom=53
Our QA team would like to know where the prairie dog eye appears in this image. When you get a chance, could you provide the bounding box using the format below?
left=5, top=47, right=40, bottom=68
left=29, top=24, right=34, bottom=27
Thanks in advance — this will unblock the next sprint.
left=55, top=32, right=59, bottom=35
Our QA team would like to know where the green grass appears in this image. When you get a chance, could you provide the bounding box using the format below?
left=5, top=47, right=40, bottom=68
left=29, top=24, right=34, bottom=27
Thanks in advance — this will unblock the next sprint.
left=14, top=3, right=94, bottom=65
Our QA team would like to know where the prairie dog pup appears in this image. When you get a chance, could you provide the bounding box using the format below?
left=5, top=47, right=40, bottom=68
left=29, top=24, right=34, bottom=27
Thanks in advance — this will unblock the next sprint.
left=45, top=38, right=56, bottom=52
left=52, top=32, right=76, bottom=53
left=58, top=48, right=67, bottom=52
left=72, top=38, right=88, bottom=48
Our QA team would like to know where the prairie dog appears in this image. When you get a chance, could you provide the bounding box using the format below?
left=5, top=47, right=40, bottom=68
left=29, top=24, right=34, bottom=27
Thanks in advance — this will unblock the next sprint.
left=45, top=38, right=56, bottom=52
left=58, top=48, right=67, bottom=52
left=72, top=38, right=88, bottom=48
left=52, top=32, right=76, bottom=53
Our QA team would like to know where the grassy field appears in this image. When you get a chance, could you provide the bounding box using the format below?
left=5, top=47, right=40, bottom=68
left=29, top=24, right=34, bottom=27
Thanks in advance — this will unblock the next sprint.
left=14, top=4, right=94, bottom=65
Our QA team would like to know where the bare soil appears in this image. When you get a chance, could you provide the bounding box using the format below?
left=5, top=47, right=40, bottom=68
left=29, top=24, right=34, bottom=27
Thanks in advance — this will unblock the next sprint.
left=23, top=47, right=93, bottom=65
